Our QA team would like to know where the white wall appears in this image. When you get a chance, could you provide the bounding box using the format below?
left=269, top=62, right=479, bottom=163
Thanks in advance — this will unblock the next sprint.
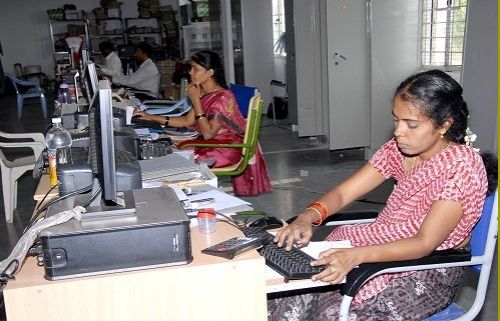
left=0, top=0, right=177, bottom=77
left=368, top=0, right=419, bottom=155
left=241, top=0, right=274, bottom=107
left=461, top=0, right=497, bottom=153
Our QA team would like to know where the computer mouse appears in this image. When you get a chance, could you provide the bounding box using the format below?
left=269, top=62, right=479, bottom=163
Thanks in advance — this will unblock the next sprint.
left=248, top=216, right=284, bottom=230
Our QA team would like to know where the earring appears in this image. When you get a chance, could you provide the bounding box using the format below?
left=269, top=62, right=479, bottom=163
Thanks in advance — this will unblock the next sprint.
left=440, top=132, right=445, bottom=139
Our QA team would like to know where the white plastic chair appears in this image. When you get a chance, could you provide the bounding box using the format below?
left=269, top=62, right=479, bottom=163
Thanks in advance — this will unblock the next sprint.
left=6, top=74, right=48, bottom=119
left=335, top=190, right=498, bottom=321
left=0, top=131, right=46, bottom=223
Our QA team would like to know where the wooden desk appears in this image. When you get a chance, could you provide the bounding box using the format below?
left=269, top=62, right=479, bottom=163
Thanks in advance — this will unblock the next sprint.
left=3, top=223, right=267, bottom=321
left=6, top=175, right=324, bottom=320
left=33, top=175, right=59, bottom=202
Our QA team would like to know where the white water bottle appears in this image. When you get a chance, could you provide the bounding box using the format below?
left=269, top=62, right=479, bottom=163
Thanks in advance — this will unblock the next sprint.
left=45, top=118, right=73, bottom=186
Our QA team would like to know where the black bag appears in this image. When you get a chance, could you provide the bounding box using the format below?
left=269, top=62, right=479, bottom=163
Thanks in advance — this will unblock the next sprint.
left=267, top=97, right=288, bottom=119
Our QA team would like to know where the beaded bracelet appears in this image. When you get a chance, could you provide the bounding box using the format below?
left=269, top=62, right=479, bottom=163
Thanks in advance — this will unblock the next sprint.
left=164, top=116, right=170, bottom=127
left=195, top=113, right=207, bottom=120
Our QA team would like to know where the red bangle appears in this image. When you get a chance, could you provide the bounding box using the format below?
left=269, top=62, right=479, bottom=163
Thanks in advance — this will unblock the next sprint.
left=307, top=201, right=328, bottom=225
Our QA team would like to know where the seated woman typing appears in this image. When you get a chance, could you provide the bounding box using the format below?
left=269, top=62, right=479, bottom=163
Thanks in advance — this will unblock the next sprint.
left=133, top=50, right=271, bottom=196
left=269, top=70, right=497, bottom=321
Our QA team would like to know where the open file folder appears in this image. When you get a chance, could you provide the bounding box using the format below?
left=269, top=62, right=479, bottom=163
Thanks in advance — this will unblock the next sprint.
left=142, top=97, right=192, bottom=116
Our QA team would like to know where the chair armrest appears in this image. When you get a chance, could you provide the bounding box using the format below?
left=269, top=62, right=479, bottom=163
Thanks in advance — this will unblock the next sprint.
left=177, top=138, right=250, bottom=149
left=340, top=248, right=471, bottom=297
left=285, top=210, right=380, bottom=225
left=0, top=132, right=45, bottom=144
left=324, top=210, right=379, bottom=224
left=0, top=141, right=46, bottom=158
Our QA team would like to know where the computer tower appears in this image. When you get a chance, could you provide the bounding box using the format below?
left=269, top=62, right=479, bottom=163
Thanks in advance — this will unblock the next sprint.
left=40, top=187, right=192, bottom=280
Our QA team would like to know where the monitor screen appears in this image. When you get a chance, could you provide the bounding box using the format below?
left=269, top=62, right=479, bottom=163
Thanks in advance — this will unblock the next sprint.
left=89, top=80, right=117, bottom=201
left=82, top=62, right=99, bottom=103
left=86, top=79, right=141, bottom=216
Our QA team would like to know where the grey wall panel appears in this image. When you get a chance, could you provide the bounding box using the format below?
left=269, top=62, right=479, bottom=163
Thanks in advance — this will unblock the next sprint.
left=368, top=0, right=419, bottom=156
left=461, top=0, right=497, bottom=154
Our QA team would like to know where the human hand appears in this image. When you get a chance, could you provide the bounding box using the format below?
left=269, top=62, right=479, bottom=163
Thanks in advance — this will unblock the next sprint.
left=274, top=214, right=314, bottom=251
left=186, top=82, right=201, bottom=101
left=132, top=109, right=153, bottom=122
left=310, top=248, right=361, bottom=284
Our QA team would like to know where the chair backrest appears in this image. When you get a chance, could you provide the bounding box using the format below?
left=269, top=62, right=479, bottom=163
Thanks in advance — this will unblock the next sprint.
left=5, top=73, right=41, bottom=94
left=241, top=93, right=263, bottom=157
left=471, top=191, right=496, bottom=257
left=6, top=74, right=20, bottom=93
left=230, top=83, right=258, bottom=118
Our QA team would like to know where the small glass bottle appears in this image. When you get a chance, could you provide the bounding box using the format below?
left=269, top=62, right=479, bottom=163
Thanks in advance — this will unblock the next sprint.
left=58, top=83, right=70, bottom=104
left=197, top=208, right=217, bottom=234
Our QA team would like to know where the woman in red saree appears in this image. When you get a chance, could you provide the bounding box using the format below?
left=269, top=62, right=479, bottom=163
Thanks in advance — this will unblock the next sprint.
left=133, top=50, right=271, bottom=196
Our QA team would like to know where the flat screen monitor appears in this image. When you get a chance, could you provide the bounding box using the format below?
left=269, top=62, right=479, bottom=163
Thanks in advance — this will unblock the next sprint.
left=86, top=79, right=141, bottom=217
left=82, top=62, right=99, bottom=103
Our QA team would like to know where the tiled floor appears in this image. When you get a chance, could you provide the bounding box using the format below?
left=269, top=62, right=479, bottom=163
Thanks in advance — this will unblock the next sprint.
left=0, top=91, right=496, bottom=320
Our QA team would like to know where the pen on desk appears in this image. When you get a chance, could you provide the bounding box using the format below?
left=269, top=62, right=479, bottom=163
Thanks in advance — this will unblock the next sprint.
left=190, top=198, right=215, bottom=204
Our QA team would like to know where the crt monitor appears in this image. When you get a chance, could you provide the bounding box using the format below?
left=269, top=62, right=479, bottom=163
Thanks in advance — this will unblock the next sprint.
left=86, top=79, right=141, bottom=216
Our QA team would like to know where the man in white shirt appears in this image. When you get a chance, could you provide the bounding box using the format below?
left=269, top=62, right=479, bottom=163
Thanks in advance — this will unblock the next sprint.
left=97, top=41, right=123, bottom=77
left=106, top=42, right=160, bottom=98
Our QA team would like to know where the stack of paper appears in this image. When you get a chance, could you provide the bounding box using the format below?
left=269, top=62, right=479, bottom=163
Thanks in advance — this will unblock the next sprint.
left=186, top=189, right=252, bottom=214
left=139, top=153, right=200, bottom=182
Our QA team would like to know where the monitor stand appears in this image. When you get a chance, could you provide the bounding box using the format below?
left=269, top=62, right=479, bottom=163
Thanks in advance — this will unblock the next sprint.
left=74, top=179, right=136, bottom=219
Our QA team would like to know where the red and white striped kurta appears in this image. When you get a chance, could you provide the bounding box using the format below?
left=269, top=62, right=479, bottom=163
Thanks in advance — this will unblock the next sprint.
left=327, top=139, right=488, bottom=304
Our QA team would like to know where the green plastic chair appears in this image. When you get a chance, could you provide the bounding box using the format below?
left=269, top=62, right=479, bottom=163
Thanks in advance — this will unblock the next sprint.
left=177, top=93, right=263, bottom=177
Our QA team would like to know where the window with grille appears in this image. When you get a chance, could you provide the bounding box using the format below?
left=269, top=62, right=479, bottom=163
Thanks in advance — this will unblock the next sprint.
left=272, top=0, right=286, bottom=56
left=420, top=0, right=468, bottom=70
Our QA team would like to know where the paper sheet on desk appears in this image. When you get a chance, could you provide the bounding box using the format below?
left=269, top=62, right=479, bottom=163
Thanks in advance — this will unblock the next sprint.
left=140, top=183, right=188, bottom=201
left=187, top=189, right=251, bottom=213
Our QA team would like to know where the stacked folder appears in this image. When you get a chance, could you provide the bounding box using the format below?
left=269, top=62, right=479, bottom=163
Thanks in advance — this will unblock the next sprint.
left=139, top=153, right=200, bottom=183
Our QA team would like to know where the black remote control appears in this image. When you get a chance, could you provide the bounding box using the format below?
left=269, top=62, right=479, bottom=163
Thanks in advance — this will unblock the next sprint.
left=201, top=237, right=264, bottom=259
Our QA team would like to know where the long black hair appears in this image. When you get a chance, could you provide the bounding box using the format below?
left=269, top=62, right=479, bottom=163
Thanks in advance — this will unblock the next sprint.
left=395, top=69, right=497, bottom=194
left=395, top=69, right=468, bottom=144
left=190, top=50, right=228, bottom=89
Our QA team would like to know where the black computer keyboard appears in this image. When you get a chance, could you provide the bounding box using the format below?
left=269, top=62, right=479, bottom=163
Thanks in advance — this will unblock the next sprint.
left=137, top=139, right=172, bottom=159
left=241, top=226, right=325, bottom=280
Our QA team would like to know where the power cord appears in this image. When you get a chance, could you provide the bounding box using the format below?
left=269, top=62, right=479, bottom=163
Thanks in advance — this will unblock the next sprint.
left=81, top=185, right=102, bottom=208
left=24, top=184, right=94, bottom=234
left=35, top=183, right=58, bottom=210
left=35, top=183, right=93, bottom=216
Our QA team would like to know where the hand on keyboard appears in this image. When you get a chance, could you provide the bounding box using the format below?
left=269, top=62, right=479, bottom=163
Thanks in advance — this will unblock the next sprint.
left=241, top=227, right=326, bottom=280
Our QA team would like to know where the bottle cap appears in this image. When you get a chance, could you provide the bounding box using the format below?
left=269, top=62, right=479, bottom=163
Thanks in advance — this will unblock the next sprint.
left=197, top=208, right=216, bottom=218
left=51, top=117, right=62, bottom=124
left=59, top=83, right=69, bottom=89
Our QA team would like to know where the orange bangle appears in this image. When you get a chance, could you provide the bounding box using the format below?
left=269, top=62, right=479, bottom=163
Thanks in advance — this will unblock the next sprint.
left=308, top=201, right=328, bottom=221
left=307, top=207, right=323, bottom=226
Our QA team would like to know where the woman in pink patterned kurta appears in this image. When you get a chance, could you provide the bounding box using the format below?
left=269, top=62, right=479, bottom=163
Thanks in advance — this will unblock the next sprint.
left=269, top=70, right=496, bottom=320
left=134, top=50, right=271, bottom=196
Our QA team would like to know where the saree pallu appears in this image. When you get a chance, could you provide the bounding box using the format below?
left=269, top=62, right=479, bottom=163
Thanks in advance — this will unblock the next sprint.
left=193, top=90, right=272, bottom=196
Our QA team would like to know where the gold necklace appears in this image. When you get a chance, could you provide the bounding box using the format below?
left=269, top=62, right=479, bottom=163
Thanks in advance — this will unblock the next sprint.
left=407, top=140, right=452, bottom=171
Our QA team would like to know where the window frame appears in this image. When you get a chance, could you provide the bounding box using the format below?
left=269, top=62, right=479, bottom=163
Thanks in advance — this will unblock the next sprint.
left=272, top=0, right=286, bottom=57
left=419, top=0, right=468, bottom=71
